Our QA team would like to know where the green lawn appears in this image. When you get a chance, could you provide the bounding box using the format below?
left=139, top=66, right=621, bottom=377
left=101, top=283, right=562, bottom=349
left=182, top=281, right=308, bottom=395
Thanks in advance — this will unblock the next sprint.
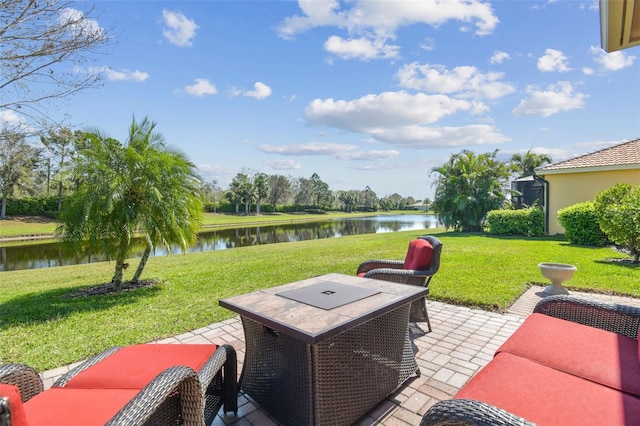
left=1, top=229, right=637, bottom=371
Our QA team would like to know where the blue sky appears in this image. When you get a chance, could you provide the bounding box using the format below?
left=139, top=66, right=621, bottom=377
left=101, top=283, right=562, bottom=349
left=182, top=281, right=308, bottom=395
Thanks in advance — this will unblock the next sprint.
left=29, top=1, right=640, bottom=199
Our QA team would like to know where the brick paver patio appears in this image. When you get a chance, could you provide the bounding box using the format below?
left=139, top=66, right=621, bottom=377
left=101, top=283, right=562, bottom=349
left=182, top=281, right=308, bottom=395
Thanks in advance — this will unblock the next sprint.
left=40, top=285, right=640, bottom=425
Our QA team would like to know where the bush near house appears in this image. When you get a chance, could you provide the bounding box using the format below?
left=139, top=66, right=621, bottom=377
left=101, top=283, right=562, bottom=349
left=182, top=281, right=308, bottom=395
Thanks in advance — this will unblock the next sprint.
left=557, top=201, right=608, bottom=246
left=594, top=183, right=640, bottom=263
left=485, top=207, right=544, bottom=236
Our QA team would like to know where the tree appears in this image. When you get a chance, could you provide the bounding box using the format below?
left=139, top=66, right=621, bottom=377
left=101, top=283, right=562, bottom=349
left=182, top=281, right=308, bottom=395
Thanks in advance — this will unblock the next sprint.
left=0, top=130, right=41, bottom=217
left=229, top=172, right=254, bottom=214
left=40, top=127, right=76, bottom=211
left=594, top=183, right=640, bottom=263
left=201, top=179, right=222, bottom=212
left=359, top=186, right=378, bottom=211
left=1, top=1, right=110, bottom=129
left=253, top=172, right=269, bottom=214
left=509, top=150, right=552, bottom=177
left=431, top=149, right=510, bottom=232
left=56, top=117, right=203, bottom=291
left=294, top=177, right=314, bottom=209
left=267, top=174, right=292, bottom=207
left=337, top=190, right=357, bottom=212
left=310, top=173, right=332, bottom=209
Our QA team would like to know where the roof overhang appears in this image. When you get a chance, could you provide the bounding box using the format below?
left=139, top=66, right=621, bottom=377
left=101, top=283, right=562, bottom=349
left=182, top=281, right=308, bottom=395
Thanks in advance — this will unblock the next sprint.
left=536, top=163, right=640, bottom=176
left=600, top=0, right=640, bottom=52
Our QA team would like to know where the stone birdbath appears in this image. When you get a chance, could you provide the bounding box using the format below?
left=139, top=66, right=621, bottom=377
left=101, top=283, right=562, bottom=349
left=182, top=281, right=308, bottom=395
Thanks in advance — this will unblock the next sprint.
left=538, top=262, right=577, bottom=295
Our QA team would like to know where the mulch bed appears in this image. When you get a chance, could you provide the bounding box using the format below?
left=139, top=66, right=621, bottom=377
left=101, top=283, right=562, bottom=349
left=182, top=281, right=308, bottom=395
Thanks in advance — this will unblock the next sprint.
left=64, top=280, right=159, bottom=298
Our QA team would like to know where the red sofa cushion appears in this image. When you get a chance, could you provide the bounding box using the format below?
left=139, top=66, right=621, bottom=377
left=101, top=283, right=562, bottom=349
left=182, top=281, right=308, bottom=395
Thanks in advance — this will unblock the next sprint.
left=0, top=384, right=28, bottom=426
left=456, top=352, right=640, bottom=425
left=24, top=388, right=139, bottom=425
left=403, top=239, right=433, bottom=270
left=64, top=344, right=218, bottom=390
left=497, top=313, right=640, bottom=397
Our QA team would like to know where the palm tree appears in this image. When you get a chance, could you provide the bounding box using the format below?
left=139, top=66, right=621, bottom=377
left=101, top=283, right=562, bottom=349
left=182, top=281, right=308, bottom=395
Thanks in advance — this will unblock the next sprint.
left=431, top=149, right=509, bottom=232
left=56, top=117, right=203, bottom=292
left=509, top=150, right=552, bottom=177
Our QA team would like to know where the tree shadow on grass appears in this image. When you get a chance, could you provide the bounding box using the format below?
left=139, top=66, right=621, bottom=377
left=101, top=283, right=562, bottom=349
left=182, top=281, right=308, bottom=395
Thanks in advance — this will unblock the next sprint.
left=0, top=280, right=162, bottom=330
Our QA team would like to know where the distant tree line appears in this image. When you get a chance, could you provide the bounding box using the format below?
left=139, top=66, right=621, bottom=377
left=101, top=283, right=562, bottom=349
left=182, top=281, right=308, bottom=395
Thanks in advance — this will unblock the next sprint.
left=0, top=127, right=425, bottom=218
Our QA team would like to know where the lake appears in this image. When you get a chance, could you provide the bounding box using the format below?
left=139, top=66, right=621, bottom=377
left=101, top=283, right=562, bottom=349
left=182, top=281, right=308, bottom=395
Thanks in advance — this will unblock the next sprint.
left=0, top=214, right=441, bottom=272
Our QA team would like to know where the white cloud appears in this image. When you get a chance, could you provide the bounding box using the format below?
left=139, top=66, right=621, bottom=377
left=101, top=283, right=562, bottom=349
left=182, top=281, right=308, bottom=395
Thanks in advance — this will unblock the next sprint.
left=0, top=109, right=27, bottom=130
left=89, top=67, right=149, bottom=82
left=537, top=48, right=571, bottom=72
left=244, top=82, right=273, bottom=99
left=340, top=149, right=400, bottom=160
left=277, top=0, right=498, bottom=60
left=490, top=50, right=510, bottom=64
left=371, top=124, right=509, bottom=148
left=306, top=91, right=473, bottom=132
left=396, top=63, right=515, bottom=100
left=512, top=82, right=586, bottom=117
left=324, top=35, right=399, bottom=60
left=420, top=38, right=436, bottom=51
left=59, top=8, right=105, bottom=38
left=589, top=46, right=635, bottom=71
left=304, top=91, right=507, bottom=148
left=259, top=142, right=358, bottom=156
left=162, top=10, right=198, bottom=47
left=264, top=159, right=303, bottom=170
left=582, top=67, right=594, bottom=75
left=184, top=78, right=217, bottom=96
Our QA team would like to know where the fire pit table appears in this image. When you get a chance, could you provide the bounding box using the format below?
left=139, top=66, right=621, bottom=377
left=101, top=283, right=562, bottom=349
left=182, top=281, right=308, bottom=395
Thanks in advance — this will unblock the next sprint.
left=219, top=273, right=427, bottom=426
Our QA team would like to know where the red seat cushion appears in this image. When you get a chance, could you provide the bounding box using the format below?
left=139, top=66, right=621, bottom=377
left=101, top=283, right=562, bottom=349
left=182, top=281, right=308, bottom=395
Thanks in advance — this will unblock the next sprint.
left=24, top=388, right=139, bottom=426
left=0, top=384, right=28, bottom=426
left=402, top=239, right=433, bottom=270
left=64, top=344, right=218, bottom=390
left=456, top=352, right=640, bottom=425
left=497, top=313, right=640, bottom=397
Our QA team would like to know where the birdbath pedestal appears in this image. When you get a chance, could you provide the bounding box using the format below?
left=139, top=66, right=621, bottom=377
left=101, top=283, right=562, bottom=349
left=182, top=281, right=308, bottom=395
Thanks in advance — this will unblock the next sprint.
left=538, top=262, right=577, bottom=295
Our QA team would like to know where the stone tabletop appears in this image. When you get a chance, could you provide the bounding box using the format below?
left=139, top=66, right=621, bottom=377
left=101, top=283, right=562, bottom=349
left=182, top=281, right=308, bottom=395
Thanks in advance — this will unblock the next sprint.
left=219, top=273, right=428, bottom=344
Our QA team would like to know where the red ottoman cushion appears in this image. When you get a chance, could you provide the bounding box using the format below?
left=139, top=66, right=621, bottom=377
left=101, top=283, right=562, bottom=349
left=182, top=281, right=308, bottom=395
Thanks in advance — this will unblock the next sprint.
left=403, top=239, right=433, bottom=270
left=456, top=352, right=640, bottom=425
left=0, top=384, right=28, bottom=426
left=64, top=344, right=218, bottom=390
left=497, top=313, right=640, bottom=396
left=24, top=388, right=139, bottom=426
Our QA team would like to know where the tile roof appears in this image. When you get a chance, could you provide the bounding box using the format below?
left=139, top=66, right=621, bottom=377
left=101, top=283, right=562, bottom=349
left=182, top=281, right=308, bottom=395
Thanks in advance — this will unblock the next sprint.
left=536, top=138, right=640, bottom=172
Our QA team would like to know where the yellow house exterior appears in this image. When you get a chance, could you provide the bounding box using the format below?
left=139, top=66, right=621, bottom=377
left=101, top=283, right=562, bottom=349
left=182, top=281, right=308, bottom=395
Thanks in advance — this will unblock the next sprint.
left=535, top=139, right=640, bottom=235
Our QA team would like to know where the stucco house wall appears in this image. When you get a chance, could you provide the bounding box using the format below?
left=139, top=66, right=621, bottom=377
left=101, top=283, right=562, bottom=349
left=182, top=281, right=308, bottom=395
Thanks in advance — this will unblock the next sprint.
left=543, top=168, right=640, bottom=235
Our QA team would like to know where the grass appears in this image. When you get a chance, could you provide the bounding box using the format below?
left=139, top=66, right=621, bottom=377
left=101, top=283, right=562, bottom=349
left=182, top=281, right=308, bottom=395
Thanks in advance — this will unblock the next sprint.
left=1, top=228, right=638, bottom=372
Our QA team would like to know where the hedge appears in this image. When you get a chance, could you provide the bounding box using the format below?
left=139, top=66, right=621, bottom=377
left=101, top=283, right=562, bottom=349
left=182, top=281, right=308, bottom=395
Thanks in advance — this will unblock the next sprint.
left=557, top=201, right=608, bottom=246
left=485, top=207, right=544, bottom=236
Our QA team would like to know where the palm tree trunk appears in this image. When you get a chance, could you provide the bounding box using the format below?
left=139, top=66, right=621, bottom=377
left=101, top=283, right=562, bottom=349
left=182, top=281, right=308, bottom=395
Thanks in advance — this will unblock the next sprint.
left=132, top=236, right=152, bottom=283
left=112, top=259, right=125, bottom=292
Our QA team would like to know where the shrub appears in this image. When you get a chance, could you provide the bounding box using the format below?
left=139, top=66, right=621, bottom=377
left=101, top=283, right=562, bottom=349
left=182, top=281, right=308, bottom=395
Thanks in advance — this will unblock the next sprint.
left=485, top=207, right=544, bottom=236
left=5, top=196, right=58, bottom=216
left=594, top=183, right=640, bottom=263
left=557, top=201, right=608, bottom=246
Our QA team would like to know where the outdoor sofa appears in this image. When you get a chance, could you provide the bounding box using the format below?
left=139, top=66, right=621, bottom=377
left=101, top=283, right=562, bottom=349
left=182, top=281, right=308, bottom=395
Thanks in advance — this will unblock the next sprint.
left=421, top=295, right=640, bottom=425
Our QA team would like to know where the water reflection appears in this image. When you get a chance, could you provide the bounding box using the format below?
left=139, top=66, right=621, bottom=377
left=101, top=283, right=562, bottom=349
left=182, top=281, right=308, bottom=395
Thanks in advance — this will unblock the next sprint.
left=0, top=214, right=441, bottom=272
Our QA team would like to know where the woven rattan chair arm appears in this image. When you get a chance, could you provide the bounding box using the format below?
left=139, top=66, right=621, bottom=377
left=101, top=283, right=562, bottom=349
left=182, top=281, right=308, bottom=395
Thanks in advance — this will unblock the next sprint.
left=0, top=364, right=43, bottom=402
left=106, top=365, right=205, bottom=426
left=420, top=399, right=535, bottom=426
left=198, top=344, right=238, bottom=414
left=363, top=268, right=429, bottom=285
left=53, top=346, right=123, bottom=387
left=533, top=295, right=640, bottom=339
left=357, top=259, right=404, bottom=274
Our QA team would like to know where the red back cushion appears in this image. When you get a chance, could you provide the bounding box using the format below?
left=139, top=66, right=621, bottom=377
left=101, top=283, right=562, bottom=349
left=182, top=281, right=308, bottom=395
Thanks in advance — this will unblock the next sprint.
left=0, top=384, right=28, bottom=426
left=403, top=239, right=433, bottom=270
left=64, top=344, right=218, bottom=390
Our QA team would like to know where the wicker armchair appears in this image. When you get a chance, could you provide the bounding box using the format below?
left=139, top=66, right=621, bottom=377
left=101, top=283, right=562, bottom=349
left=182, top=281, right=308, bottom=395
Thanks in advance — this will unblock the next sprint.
left=1, top=343, right=238, bottom=426
left=420, top=295, right=640, bottom=426
left=357, top=235, right=442, bottom=331
left=0, top=363, right=205, bottom=425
